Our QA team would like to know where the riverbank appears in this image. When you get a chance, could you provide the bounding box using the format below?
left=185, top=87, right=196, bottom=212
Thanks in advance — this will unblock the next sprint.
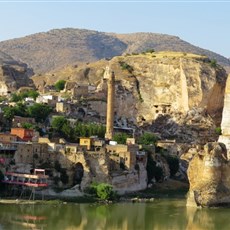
left=0, top=179, right=189, bottom=204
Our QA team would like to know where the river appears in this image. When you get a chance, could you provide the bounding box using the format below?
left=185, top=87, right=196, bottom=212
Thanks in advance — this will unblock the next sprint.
left=0, top=198, right=229, bottom=230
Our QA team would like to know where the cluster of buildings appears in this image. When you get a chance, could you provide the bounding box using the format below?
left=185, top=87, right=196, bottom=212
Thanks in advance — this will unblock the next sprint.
left=0, top=68, right=148, bottom=193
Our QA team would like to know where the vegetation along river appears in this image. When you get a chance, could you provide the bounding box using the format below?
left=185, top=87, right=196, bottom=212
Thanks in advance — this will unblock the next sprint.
left=0, top=198, right=229, bottom=230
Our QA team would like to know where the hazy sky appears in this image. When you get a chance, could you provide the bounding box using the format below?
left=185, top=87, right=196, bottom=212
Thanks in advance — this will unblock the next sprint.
left=0, top=1, right=229, bottom=57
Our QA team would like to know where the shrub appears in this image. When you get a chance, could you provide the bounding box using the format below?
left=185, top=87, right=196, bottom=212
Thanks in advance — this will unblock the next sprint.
left=10, top=90, right=39, bottom=102
left=22, top=122, right=34, bottom=129
left=89, top=182, right=116, bottom=200
left=113, top=133, right=131, bottom=144
left=145, top=49, right=155, bottom=53
left=54, top=80, right=66, bottom=91
left=138, top=132, right=158, bottom=145
left=118, top=61, right=134, bottom=73
left=210, top=59, right=217, bottom=68
left=215, top=127, right=222, bottom=135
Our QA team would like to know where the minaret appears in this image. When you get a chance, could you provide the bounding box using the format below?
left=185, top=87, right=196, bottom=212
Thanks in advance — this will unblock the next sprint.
left=104, top=68, right=115, bottom=140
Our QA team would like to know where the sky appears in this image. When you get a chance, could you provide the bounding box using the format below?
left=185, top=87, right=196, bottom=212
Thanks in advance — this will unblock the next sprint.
left=0, top=0, right=229, bottom=58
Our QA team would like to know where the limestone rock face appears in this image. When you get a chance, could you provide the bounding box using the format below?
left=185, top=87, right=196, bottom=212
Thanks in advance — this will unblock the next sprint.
left=0, top=51, right=34, bottom=95
left=32, top=52, right=227, bottom=143
left=187, top=142, right=230, bottom=207
left=218, top=74, right=230, bottom=158
left=219, top=74, right=230, bottom=135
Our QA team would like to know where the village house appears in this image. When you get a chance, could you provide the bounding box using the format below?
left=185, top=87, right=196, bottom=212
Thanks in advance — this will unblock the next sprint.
left=63, top=82, right=94, bottom=99
left=106, top=143, right=138, bottom=171
left=12, top=116, right=36, bottom=128
left=11, top=127, right=34, bottom=141
left=56, top=101, right=71, bottom=113
left=0, top=133, right=19, bottom=167
left=72, top=84, right=89, bottom=98
left=79, top=137, right=105, bottom=151
left=38, top=137, right=64, bottom=153
left=14, top=142, right=49, bottom=164
left=36, top=94, right=59, bottom=106
left=0, top=133, right=17, bottom=143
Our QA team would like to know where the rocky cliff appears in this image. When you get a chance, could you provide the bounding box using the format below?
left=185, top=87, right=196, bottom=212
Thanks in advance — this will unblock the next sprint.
left=32, top=51, right=227, bottom=144
left=0, top=51, right=34, bottom=95
left=218, top=74, right=230, bottom=158
left=187, top=142, right=230, bottom=207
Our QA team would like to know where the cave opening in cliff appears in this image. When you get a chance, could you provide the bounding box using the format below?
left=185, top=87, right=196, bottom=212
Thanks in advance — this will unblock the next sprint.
left=73, top=162, right=84, bottom=185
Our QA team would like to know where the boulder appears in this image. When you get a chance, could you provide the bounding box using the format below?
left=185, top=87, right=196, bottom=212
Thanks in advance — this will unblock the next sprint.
left=187, top=142, right=230, bottom=207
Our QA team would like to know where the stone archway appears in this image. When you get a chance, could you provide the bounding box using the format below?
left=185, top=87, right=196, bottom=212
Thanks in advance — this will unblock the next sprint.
left=73, top=162, right=84, bottom=185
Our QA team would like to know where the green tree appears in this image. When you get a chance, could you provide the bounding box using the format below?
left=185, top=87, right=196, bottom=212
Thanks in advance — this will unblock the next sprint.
left=112, top=133, right=130, bottom=144
left=27, top=103, right=52, bottom=122
left=55, top=80, right=66, bottom=91
left=27, top=90, right=39, bottom=100
left=74, top=122, right=105, bottom=138
left=3, top=106, right=17, bottom=121
left=21, top=122, right=34, bottom=129
left=138, top=132, right=157, bottom=145
left=3, top=103, right=27, bottom=121
left=10, top=90, right=39, bottom=102
left=14, top=103, right=27, bottom=117
left=11, top=93, right=22, bottom=102
left=61, top=122, right=75, bottom=141
left=51, top=116, right=68, bottom=132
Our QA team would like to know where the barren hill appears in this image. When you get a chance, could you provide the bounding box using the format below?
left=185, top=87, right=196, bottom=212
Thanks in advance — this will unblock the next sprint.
left=0, top=28, right=229, bottom=74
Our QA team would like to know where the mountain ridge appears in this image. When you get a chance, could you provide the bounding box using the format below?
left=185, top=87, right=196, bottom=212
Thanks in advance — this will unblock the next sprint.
left=0, top=28, right=229, bottom=74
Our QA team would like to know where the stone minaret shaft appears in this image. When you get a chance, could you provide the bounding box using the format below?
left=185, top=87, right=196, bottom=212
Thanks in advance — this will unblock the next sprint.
left=105, top=71, right=115, bottom=140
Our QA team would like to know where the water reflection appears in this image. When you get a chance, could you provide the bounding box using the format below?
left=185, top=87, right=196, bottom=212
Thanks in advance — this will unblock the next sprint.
left=0, top=199, right=229, bottom=230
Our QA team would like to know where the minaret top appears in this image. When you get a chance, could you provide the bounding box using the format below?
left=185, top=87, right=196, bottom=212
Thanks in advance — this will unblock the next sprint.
left=103, top=65, right=113, bottom=80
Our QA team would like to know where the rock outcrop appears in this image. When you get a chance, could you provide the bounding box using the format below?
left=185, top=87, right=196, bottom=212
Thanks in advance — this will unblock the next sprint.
left=0, top=51, right=34, bottom=95
left=187, top=142, right=230, bottom=207
left=33, top=52, right=227, bottom=144
left=218, top=74, right=230, bottom=158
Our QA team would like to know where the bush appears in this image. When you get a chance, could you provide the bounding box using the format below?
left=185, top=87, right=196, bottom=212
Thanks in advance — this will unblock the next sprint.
left=113, top=133, right=131, bottom=144
left=10, top=90, right=39, bottom=102
left=118, top=61, right=134, bottom=73
left=210, top=59, right=217, bottom=68
left=138, top=132, right=158, bottom=145
left=215, top=127, right=222, bottom=135
left=55, top=80, right=66, bottom=91
left=144, top=49, right=155, bottom=54
left=89, top=182, right=116, bottom=200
